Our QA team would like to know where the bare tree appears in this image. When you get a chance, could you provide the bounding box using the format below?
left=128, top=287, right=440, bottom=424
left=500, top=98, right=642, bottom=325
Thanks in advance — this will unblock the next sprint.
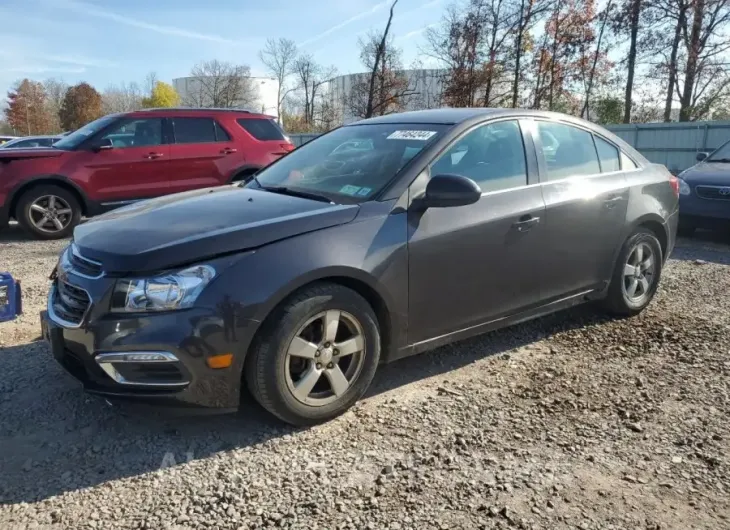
left=349, top=31, right=417, bottom=119
left=362, top=0, right=400, bottom=118
left=101, top=82, right=143, bottom=114
left=259, top=38, right=298, bottom=122
left=185, top=60, right=258, bottom=108
left=144, top=72, right=158, bottom=96
left=293, top=54, right=336, bottom=126
left=582, top=0, right=615, bottom=119
left=43, top=78, right=68, bottom=132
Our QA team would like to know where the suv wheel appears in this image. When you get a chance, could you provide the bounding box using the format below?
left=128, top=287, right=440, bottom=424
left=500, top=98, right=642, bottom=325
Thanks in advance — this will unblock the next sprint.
left=602, top=228, right=663, bottom=316
left=245, top=283, right=381, bottom=426
left=16, top=185, right=81, bottom=240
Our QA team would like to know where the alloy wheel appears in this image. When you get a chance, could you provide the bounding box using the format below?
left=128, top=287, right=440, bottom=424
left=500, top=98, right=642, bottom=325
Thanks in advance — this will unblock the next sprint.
left=622, top=242, right=655, bottom=303
left=29, top=195, right=73, bottom=234
left=284, top=310, right=366, bottom=406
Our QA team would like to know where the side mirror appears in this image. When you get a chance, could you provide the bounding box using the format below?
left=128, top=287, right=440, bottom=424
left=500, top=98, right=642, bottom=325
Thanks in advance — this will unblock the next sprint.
left=94, top=138, right=114, bottom=152
left=696, top=152, right=708, bottom=162
left=415, top=174, right=482, bottom=210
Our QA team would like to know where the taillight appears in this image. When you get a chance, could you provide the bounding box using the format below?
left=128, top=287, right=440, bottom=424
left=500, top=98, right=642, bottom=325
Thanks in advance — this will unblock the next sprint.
left=669, top=175, right=680, bottom=197
left=280, top=143, right=295, bottom=152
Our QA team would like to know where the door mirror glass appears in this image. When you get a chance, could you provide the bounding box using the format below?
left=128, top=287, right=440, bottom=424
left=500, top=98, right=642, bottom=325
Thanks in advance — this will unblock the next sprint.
left=94, top=137, right=114, bottom=151
left=696, top=152, right=708, bottom=162
left=417, top=174, right=482, bottom=209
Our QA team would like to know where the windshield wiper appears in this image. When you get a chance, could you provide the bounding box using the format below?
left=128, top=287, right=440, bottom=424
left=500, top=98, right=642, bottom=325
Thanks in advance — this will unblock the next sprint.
left=707, top=158, right=730, bottom=163
left=258, top=185, right=333, bottom=203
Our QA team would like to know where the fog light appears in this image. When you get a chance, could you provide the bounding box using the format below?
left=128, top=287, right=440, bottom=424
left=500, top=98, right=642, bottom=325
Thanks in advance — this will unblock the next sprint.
left=206, top=353, right=233, bottom=369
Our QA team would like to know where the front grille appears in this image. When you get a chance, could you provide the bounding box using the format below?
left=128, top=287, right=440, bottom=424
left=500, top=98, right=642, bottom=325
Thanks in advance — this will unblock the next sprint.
left=68, top=245, right=103, bottom=278
left=51, top=280, right=91, bottom=326
left=695, top=185, right=730, bottom=201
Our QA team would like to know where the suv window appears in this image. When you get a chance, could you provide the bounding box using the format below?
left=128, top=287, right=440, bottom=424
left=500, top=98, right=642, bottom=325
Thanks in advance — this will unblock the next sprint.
left=621, top=152, right=638, bottom=169
left=594, top=136, right=620, bottom=173
left=237, top=118, right=286, bottom=141
left=537, top=121, right=600, bottom=180
left=172, top=117, right=219, bottom=144
left=99, top=118, right=163, bottom=148
left=431, top=120, right=527, bottom=193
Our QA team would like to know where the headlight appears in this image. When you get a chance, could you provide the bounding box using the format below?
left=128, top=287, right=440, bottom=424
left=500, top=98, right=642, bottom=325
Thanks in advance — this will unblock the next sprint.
left=678, top=178, right=691, bottom=196
left=111, top=265, right=215, bottom=313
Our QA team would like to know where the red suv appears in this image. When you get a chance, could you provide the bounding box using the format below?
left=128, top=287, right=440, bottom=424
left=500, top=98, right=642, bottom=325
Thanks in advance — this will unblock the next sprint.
left=0, top=108, right=294, bottom=239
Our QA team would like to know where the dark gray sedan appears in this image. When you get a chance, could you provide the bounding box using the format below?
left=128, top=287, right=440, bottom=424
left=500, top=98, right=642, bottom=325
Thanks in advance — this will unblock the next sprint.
left=41, top=108, right=679, bottom=425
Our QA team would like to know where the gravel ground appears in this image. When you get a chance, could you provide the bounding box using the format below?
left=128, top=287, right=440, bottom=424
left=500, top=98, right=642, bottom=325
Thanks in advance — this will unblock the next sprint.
left=1, top=222, right=729, bottom=530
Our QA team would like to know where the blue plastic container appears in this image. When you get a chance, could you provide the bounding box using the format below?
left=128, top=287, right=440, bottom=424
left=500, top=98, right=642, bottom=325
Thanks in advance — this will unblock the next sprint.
left=0, top=273, right=22, bottom=323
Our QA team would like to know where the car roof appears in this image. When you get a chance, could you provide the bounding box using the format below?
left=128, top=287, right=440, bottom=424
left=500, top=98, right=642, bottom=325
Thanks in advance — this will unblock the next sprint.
left=126, top=108, right=274, bottom=119
left=351, top=107, right=607, bottom=127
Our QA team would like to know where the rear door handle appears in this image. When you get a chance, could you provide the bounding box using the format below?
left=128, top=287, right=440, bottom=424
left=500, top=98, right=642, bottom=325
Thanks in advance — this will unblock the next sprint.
left=513, top=215, right=540, bottom=232
left=145, top=152, right=164, bottom=159
left=221, top=148, right=237, bottom=154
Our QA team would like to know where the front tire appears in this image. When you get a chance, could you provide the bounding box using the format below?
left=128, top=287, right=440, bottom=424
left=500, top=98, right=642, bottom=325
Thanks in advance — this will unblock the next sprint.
left=602, top=228, right=663, bottom=316
left=16, top=185, right=81, bottom=240
left=245, top=283, right=381, bottom=426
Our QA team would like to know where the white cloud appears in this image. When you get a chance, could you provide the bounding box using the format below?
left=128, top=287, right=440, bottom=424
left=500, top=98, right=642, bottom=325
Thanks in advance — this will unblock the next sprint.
left=43, top=54, right=117, bottom=68
left=395, top=23, right=438, bottom=42
left=48, top=0, right=241, bottom=45
left=299, top=0, right=391, bottom=47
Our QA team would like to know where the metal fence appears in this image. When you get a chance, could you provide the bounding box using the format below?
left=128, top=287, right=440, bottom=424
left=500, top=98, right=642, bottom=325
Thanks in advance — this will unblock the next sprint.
left=290, top=120, right=730, bottom=173
left=605, top=121, right=730, bottom=173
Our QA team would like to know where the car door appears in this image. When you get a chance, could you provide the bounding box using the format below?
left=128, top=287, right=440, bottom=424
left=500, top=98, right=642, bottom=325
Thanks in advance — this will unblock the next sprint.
left=407, top=119, right=547, bottom=345
left=533, top=120, right=629, bottom=301
left=167, top=117, right=238, bottom=193
left=84, top=117, right=170, bottom=203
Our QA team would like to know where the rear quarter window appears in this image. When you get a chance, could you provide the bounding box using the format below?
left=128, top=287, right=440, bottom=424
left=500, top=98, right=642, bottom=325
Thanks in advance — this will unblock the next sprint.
left=237, top=118, right=286, bottom=141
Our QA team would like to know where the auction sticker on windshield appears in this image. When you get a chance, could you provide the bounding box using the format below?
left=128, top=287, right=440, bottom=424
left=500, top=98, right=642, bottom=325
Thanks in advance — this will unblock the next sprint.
left=387, top=130, right=437, bottom=141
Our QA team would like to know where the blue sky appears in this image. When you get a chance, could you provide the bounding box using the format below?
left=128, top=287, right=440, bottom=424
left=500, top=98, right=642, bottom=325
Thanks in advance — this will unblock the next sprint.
left=0, top=0, right=445, bottom=99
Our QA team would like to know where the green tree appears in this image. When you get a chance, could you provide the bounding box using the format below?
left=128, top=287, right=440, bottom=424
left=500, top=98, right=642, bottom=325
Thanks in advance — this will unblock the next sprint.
left=593, top=97, right=623, bottom=124
left=142, top=81, right=181, bottom=108
left=59, top=83, right=103, bottom=131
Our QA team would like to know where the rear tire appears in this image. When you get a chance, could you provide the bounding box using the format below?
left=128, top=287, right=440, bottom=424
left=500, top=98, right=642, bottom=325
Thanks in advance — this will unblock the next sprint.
left=16, top=185, right=81, bottom=240
left=601, top=228, right=663, bottom=316
left=245, top=283, right=380, bottom=426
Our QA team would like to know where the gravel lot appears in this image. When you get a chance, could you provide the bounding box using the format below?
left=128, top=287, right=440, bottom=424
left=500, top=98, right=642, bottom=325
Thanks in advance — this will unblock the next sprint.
left=1, top=222, right=729, bottom=530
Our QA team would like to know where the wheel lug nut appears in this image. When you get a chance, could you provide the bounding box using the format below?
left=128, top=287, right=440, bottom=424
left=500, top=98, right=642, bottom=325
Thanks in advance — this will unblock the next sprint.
left=327, top=363, right=334, bottom=369
left=316, top=363, right=322, bottom=369
left=333, top=349, right=339, bottom=355
left=315, top=351, right=321, bottom=357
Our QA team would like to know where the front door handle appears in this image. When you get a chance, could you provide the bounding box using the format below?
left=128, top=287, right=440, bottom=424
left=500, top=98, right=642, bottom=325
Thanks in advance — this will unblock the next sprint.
left=513, top=215, right=540, bottom=232
left=603, top=195, right=623, bottom=209
left=221, top=147, right=237, bottom=154
left=145, top=152, right=164, bottom=159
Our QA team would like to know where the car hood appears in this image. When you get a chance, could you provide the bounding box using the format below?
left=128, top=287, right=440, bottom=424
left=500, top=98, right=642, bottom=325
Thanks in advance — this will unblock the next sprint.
left=680, top=162, right=730, bottom=185
left=73, top=185, right=360, bottom=273
left=0, top=148, right=64, bottom=160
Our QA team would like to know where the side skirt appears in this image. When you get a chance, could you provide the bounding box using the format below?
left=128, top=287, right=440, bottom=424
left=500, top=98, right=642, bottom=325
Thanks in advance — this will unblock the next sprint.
left=390, top=288, right=600, bottom=362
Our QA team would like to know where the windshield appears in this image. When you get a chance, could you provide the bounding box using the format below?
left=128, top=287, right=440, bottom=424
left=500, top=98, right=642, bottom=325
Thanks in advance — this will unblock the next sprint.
left=53, top=115, right=119, bottom=150
left=707, top=140, right=730, bottom=162
left=248, top=123, right=449, bottom=202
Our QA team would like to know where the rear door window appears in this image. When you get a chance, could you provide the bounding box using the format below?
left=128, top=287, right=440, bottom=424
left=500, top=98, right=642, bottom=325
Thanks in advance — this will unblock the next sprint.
left=172, top=117, right=218, bottom=144
left=536, top=121, right=601, bottom=180
left=237, top=118, right=286, bottom=141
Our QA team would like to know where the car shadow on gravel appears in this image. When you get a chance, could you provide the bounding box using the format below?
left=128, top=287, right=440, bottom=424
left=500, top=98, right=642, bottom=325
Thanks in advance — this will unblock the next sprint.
left=0, top=305, right=613, bottom=506
left=673, top=231, right=730, bottom=265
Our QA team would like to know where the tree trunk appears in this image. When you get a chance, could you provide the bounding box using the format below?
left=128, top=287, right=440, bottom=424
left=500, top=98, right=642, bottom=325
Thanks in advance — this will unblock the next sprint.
left=663, top=7, right=684, bottom=122
left=512, top=0, right=526, bottom=108
left=583, top=0, right=613, bottom=120
left=366, top=1, right=397, bottom=118
left=548, top=0, right=563, bottom=110
left=623, top=0, right=641, bottom=124
left=679, top=0, right=704, bottom=122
